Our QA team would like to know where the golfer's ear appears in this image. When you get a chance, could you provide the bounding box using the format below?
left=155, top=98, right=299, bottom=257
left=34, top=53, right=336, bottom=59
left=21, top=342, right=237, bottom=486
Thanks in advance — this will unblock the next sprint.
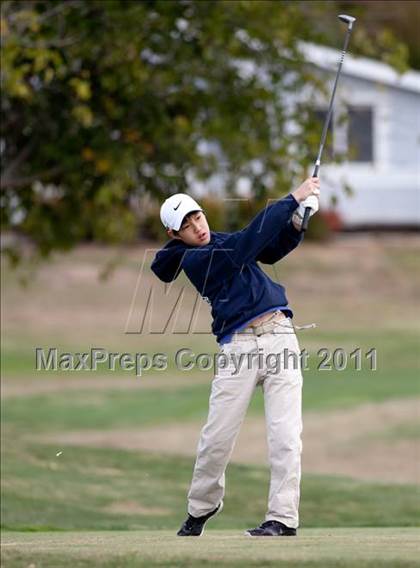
left=168, top=229, right=180, bottom=240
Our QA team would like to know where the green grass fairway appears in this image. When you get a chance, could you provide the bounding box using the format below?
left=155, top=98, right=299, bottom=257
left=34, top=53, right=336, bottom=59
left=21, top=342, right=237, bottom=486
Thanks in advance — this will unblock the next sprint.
left=2, top=240, right=420, bottom=567
left=2, top=529, right=419, bottom=567
left=2, top=444, right=420, bottom=531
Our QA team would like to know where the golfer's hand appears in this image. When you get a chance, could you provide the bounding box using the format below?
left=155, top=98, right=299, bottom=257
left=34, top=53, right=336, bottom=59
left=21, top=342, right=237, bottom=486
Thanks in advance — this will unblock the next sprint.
left=292, top=177, right=320, bottom=203
left=292, top=195, right=320, bottom=230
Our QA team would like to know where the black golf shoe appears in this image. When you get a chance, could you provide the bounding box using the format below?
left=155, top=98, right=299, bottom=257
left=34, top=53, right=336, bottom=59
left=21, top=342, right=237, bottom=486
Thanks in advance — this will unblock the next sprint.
left=177, top=502, right=223, bottom=536
left=245, top=520, right=296, bottom=537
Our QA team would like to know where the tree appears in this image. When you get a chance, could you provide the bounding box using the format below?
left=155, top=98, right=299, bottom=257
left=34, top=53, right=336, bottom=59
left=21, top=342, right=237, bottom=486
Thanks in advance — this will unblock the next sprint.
left=0, top=0, right=410, bottom=267
left=336, top=0, right=420, bottom=71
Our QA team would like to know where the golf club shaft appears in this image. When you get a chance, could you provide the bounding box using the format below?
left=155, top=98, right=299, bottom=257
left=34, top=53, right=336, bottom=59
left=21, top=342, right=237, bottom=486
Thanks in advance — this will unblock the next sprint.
left=301, top=18, right=355, bottom=232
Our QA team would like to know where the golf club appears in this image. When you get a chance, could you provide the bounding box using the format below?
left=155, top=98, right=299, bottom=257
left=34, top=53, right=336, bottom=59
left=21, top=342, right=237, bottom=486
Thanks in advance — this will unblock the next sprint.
left=301, top=14, right=356, bottom=232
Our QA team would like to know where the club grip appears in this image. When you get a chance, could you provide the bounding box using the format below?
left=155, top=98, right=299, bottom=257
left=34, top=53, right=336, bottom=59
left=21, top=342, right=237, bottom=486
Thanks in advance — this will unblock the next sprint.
left=301, top=163, right=320, bottom=232
left=301, top=206, right=311, bottom=232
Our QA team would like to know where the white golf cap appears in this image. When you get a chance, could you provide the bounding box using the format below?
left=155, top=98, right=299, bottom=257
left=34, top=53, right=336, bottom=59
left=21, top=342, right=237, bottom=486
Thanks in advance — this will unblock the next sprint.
left=160, top=193, right=203, bottom=231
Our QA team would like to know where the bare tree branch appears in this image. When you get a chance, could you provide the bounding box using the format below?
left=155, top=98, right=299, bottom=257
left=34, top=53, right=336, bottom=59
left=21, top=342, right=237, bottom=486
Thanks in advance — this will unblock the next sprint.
left=1, top=165, right=63, bottom=190
left=1, top=140, right=36, bottom=183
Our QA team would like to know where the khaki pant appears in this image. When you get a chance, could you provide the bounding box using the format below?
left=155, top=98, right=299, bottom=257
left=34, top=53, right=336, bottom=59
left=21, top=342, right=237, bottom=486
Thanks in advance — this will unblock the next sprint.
left=187, top=315, right=303, bottom=528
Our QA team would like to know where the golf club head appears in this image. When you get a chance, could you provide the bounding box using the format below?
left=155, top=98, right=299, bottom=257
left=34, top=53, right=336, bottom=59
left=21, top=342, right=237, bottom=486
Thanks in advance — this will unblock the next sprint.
left=338, top=14, right=356, bottom=29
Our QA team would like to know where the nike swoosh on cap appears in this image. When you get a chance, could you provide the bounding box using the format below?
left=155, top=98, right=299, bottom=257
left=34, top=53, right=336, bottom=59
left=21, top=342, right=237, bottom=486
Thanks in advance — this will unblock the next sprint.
left=174, top=201, right=182, bottom=210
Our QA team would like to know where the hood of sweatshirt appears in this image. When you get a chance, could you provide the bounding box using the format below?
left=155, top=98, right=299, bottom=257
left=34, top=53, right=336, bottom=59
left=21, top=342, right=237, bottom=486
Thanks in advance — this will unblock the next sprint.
left=151, top=231, right=233, bottom=283
left=150, top=238, right=189, bottom=283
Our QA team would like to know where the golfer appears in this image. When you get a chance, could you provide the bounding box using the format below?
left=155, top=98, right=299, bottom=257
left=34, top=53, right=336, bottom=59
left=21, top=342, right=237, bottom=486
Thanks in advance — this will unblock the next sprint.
left=151, top=178, right=320, bottom=537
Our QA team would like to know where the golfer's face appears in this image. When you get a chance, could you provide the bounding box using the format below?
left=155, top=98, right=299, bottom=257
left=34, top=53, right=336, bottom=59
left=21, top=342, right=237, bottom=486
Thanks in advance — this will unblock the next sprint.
left=178, top=211, right=210, bottom=246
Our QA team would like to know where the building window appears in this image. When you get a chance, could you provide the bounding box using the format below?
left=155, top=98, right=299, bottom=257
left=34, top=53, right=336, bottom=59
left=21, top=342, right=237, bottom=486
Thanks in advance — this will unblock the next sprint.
left=347, top=106, right=373, bottom=162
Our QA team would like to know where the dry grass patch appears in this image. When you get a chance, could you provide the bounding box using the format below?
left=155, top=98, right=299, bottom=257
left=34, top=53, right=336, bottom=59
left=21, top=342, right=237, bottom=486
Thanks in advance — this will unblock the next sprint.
left=30, top=398, right=420, bottom=484
left=104, top=501, right=170, bottom=516
left=2, top=236, right=420, bottom=352
left=1, top=373, right=209, bottom=398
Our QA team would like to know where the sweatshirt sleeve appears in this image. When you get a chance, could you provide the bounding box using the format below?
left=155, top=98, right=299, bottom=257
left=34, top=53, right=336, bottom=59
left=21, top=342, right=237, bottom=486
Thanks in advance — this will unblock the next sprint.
left=150, top=242, right=186, bottom=283
left=221, top=194, right=300, bottom=267
left=256, top=217, right=304, bottom=265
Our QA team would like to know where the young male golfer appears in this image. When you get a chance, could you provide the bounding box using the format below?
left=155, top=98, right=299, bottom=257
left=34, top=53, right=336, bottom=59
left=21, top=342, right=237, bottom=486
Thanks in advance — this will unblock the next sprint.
left=151, top=177, right=320, bottom=537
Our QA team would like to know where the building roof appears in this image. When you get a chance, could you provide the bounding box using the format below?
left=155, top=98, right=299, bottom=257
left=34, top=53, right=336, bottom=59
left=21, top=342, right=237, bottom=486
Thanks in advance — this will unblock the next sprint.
left=299, top=42, right=420, bottom=94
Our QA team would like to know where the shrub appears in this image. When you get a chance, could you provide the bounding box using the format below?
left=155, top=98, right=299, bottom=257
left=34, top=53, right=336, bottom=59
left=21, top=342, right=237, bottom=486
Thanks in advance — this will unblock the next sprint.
left=139, top=202, right=166, bottom=242
left=138, top=195, right=335, bottom=243
left=305, top=211, right=333, bottom=241
left=199, top=196, right=226, bottom=232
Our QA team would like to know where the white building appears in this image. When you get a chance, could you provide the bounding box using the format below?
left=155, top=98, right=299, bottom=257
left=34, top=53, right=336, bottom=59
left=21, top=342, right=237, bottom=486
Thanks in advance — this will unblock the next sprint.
left=301, top=43, right=420, bottom=228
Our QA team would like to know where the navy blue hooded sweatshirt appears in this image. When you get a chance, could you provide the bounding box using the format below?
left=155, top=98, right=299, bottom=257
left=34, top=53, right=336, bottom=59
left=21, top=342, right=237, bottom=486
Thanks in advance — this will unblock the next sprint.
left=151, top=193, right=303, bottom=344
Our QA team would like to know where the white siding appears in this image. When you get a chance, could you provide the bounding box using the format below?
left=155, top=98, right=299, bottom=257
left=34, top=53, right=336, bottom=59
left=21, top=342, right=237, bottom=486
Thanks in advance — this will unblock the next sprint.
left=388, top=88, right=420, bottom=168
left=318, top=75, right=420, bottom=227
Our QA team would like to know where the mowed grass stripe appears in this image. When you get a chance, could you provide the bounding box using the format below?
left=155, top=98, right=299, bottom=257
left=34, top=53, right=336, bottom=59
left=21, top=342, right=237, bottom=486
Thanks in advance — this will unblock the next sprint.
left=2, top=529, right=420, bottom=567
left=2, top=445, right=420, bottom=531
left=3, top=365, right=420, bottom=437
left=2, top=328, right=420, bottom=376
